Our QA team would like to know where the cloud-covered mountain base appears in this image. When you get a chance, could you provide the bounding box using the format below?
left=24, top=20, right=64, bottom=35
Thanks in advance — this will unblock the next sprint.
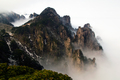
left=66, top=25, right=120, bottom=80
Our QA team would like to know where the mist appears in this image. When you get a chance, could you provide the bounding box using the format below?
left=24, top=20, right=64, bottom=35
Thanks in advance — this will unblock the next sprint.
left=74, top=18, right=120, bottom=80
left=8, top=9, right=120, bottom=80
left=1, top=0, right=120, bottom=80
left=11, top=18, right=30, bottom=27
left=71, top=18, right=120, bottom=80
left=11, top=15, right=33, bottom=27
left=41, top=17, right=120, bottom=80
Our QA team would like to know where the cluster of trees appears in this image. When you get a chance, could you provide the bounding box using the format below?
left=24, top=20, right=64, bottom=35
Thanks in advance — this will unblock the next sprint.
left=0, top=63, right=72, bottom=80
left=12, top=26, right=30, bottom=35
left=0, top=30, right=10, bottom=63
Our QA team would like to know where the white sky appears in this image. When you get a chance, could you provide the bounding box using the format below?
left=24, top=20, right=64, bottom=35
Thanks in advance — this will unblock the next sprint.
left=1, top=0, right=120, bottom=79
left=0, top=0, right=120, bottom=27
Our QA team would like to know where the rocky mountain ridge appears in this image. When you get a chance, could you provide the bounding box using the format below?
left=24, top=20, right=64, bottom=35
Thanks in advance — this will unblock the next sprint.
left=0, top=30, right=43, bottom=70
left=1, top=12, right=25, bottom=21
left=0, top=7, right=103, bottom=74
left=29, top=13, right=38, bottom=18
left=11, top=7, right=102, bottom=71
left=0, top=12, right=39, bottom=27
left=0, top=12, right=26, bottom=26
left=73, top=23, right=103, bottom=51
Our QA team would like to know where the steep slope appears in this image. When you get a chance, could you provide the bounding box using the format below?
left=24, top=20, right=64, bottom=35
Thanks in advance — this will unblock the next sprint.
left=0, top=23, right=13, bottom=32
left=0, top=12, right=25, bottom=22
left=11, top=7, right=102, bottom=72
left=0, top=32, right=10, bottom=63
left=0, top=30, right=43, bottom=70
left=12, top=7, right=72, bottom=57
left=0, top=14, right=13, bottom=26
left=0, top=12, right=26, bottom=27
left=72, top=23, right=103, bottom=51
left=29, top=13, right=38, bottom=18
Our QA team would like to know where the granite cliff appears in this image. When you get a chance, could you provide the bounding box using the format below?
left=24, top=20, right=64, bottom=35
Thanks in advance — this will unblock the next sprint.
left=29, top=13, right=38, bottom=18
left=0, top=12, right=26, bottom=26
left=72, top=23, right=103, bottom=51
left=0, top=7, right=103, bottom=74
left=10, top=7, right=102, bottom=71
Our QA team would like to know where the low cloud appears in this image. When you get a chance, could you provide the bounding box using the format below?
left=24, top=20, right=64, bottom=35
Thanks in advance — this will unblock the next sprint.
left=11, top=18, right=32, bottom=27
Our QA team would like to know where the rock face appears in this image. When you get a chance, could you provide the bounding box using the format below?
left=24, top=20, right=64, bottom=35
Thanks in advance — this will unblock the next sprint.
left=29, top=13, right=38, bottom=18
left=0, top=12, right=26, bottom=26
left=0, top=30, right=43, bottom=70
left=11, top=7, right=102, bottom=71
left=20, top=15, right=25, bottom=19
left=73, top=23, right=103, bottom=51
left=72, top=49, right=96, bottom=70
left=61, top=15, right=72, bottom=28
left=0, top=14, right=13, bottom=26
left=2, top=12, right=25, bottom=22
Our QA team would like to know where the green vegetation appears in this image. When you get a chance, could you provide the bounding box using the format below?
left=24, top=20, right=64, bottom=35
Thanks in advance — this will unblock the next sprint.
left=0, top=32, right=10, bottom=63
left=10, top=40, right=43, bottom=70
left=12, top=26, right=30, bottom=35
left=10, top=40, right=19, bottom=51
left=0, top=63, right=72, bottom=80
left=0, top=63, right=35, bottom=80
left=0, top=38, right=10, bottom=55
left=12, top=49, right=43, bottom=70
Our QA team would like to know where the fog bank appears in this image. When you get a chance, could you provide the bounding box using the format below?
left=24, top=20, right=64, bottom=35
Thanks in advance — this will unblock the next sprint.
left=11, top=17, right=33, bottom=27
left=70, top=18, right=120, bottom=80
left=43, top=17, right=120, bottom=80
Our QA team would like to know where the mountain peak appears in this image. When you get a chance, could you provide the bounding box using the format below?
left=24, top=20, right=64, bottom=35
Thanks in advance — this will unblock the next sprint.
left=40, top=7, right=60, bottom=18
left=84, top=23, right=91, bottom=28
left=43, top=7, right=57, bottom=13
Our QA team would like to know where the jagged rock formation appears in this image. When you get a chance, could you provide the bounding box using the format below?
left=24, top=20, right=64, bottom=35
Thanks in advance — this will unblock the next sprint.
left=11, top=7, right=101, bottom=71
left=0, top=30, right=43, bottom=70
left=29, top=13, right=38, bottom=18
left=1, top=12, right=25, bottom=22
left=20, top=15, right=25, bottom=19
left=0, top=12, right=25, bottom=26
left=72, top=23, right=103, bottom=51
left=0, top=14, right=13, bottom=26
left=72, top=49, right=96, bottom=70
left=12, top=8, right=72, bottom=68
left=61, top=15, right=72, bottom=28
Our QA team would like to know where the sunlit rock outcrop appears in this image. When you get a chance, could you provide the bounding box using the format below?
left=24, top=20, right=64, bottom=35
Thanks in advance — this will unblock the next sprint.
left=72, top=23, right=103, bottom=51
left=0, top=7, right=103, bottom=73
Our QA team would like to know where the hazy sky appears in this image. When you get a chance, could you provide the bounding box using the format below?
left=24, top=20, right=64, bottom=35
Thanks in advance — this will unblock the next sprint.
left=0, top=0, right=120, bottom=27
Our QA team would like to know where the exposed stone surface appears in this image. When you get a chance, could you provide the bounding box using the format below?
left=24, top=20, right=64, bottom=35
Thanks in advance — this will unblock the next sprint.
left=1, top=12, right=25, bottom=21
left=61, top=15, right=72, bottom=28
left=0, top=12, right=26, bottom=26
left=3, top=12, right=26, bottom=22
left=0, top=14, right=13, bottom=26
left=20, top=15, right=25, bottom=19
left=0, top=30, right=43, bottom=70
left=10, top=7, right=102, bottom=71
left=29, top=13, right=38, bottom=18
left=72, top=23, right=103, bottom=51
